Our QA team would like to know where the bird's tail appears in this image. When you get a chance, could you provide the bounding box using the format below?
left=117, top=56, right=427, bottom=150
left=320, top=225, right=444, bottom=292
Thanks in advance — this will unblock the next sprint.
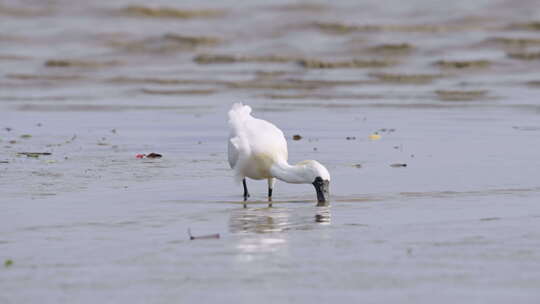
left=228, top=103, right=252, bottom=183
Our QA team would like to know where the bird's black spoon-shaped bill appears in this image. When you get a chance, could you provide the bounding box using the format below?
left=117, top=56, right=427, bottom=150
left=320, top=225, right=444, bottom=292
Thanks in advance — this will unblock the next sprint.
left=313, top=177, right=330, bottom=206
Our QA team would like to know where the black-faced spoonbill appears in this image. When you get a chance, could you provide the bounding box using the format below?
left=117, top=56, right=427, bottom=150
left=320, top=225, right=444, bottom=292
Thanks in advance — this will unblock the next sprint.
left=227, top=103, right=330, bottom=207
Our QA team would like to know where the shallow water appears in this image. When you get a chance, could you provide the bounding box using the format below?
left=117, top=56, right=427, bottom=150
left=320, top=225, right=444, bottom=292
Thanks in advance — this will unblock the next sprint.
left=2, top=0, right=540, bottom=303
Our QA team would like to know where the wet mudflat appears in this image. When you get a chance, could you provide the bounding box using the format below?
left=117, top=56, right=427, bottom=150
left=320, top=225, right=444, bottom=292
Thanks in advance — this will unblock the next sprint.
left=1, top=0, right=540, bottom=303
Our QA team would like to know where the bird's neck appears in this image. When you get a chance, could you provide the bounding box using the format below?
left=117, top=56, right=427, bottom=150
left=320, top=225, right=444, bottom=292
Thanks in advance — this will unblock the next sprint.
left=270, top=160, right=309, bottom=184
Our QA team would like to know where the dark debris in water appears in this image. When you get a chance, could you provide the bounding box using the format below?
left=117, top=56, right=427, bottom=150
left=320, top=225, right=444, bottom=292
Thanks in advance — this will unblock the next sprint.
left=146, top=153, right=162, bottom=159
left=480, top=217, right=501, bottom=221
left=435, top=90, right=489, bottom=101
left=292, top=134, right=302, bottom=141
left=187, top=229, right=220, bottom=240
left=390, top=163, right=407, bottom=168
left=17, top=152, right=51, bottom=158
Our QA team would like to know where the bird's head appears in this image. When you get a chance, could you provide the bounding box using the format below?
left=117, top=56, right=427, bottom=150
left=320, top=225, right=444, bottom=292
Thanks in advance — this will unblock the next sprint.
left=296, top=160, right=330, bottom=205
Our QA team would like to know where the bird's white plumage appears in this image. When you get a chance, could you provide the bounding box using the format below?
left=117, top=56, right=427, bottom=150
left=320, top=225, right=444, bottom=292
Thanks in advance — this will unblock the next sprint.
left=228, top=103, right=288, bottom=182
left=227, top=102, right=330, bottom=192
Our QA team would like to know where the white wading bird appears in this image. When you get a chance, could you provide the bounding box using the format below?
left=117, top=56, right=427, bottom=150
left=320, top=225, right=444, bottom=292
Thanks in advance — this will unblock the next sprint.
left=227, top=103, right=330, bottom=207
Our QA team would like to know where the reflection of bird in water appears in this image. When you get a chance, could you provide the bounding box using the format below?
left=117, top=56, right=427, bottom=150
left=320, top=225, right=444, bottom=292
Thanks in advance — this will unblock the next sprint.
left=229, top=206, right=331, bottom=234
left=227, top=103, right=331, bottom=207
left=229, top=207, right=290, bottom=234
left=315, top=207, right=331, bottom=224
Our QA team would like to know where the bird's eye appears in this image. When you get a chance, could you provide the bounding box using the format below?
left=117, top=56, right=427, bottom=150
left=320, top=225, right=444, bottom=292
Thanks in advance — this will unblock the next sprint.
left=313, top=176, right=323, bottom=184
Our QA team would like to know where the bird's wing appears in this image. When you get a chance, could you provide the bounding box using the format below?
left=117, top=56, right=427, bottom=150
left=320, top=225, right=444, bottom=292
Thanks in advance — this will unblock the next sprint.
left=246, top=117, right=288, bottom=163
left=227, top=103, right=288, bottom=181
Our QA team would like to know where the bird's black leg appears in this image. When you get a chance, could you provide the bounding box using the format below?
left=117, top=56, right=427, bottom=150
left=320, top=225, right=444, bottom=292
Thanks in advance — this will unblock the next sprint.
left=243, top=178, right=250, bottom=208
left=267, top=178, right=275, bottom=208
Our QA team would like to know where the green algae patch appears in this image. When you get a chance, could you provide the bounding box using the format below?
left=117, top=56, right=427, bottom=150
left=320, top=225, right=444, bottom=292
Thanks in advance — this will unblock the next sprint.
left=260, top=93, right=383, bottom=100
left=527, top=81, right=540, bottom=87
left=45, top=59, right=121, bottom=68
left=507, top=52, right=540, bottom=60
left=313, top=22, right=459, bottom=34
left=0, top=54, right=32, bottom=61
left=369, top=73, right=441, bottom=84
left=487, top=37, right=540, bottom=46
left=194, top=54, right=297, bottom=64
left=507, top=22, right=540, bottom=31
left=107, top=76, right=227, bottom=86
left=273, top=3, right=328, bottom=12
left=109, top=34, right=221, bottom=53
left=312, top=22, right=361, bottom=34
left=141, top=88, right=216, bottom=95
left=298, top=58, right=395, bottom=69
left=227, top=78, right=371, bottom=91
left=163, top=34, right=220, bottom=46
left=7, top=73, right=85, bottom=81
left=122, top=5, right=224, bottom=19
left=435, top=90, right=489, bottom=101
left=367, top=43, right=415, bottom=55
left=434, top=60, right=491, bottom=69
left=108, top=77, right=187, bottom=85
left=225, top=80, right=320, bottom=90
left=0, top=4, right=50, bottom=17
